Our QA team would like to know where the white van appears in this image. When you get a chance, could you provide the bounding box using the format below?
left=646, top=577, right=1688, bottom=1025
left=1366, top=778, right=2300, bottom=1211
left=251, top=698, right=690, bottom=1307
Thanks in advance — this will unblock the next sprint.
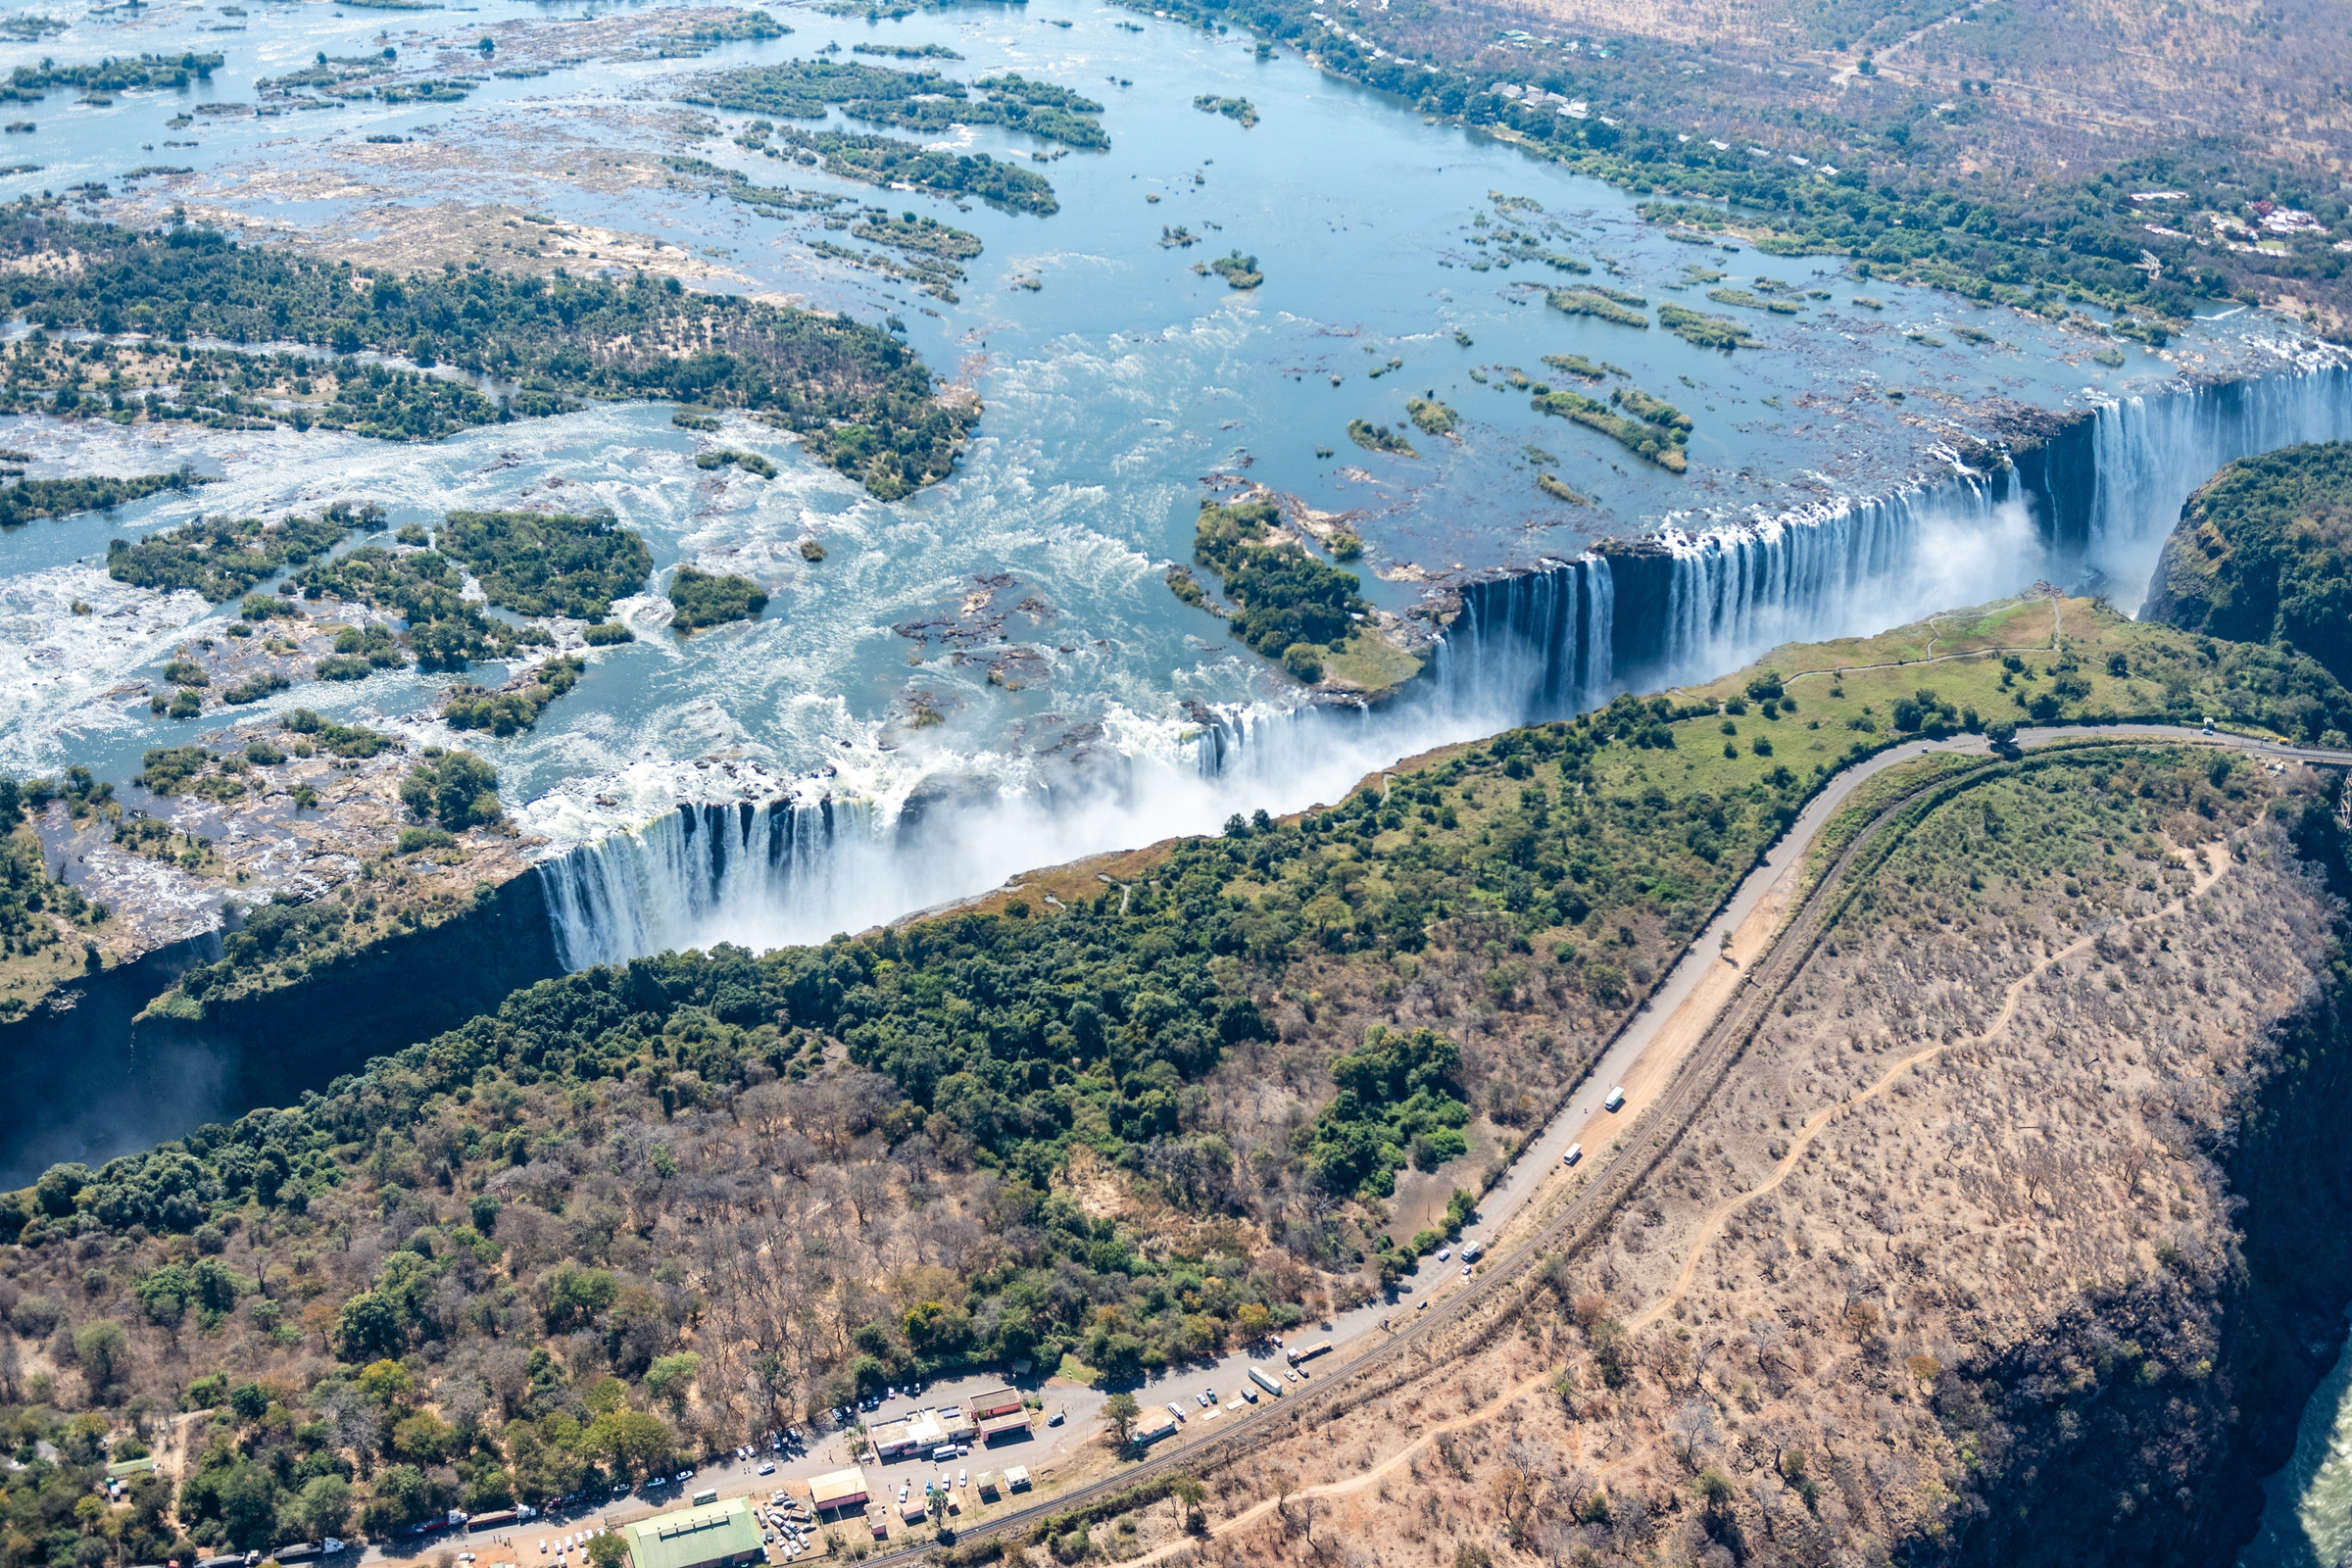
left=1562, top=1143, right=1583, bottom=1166
left=1603, top=1086, right=1626, bottom=1112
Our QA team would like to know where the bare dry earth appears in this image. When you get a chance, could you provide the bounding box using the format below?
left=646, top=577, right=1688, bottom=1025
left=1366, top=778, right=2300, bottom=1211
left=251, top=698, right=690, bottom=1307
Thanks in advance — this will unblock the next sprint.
left=1042, top=757, right=2345, bottom=1568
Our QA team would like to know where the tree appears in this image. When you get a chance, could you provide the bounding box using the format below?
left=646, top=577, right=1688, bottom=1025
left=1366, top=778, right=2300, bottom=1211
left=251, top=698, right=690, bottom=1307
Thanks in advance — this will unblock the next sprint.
left=645, top=1351, right=702, bottom=1415
left=337, top=1293, right=405, bottom=1363
left=217, top=1460, right=280, bottom=1547
left=586, top=1534, right=629, bottom=1568
left=1103, top=1393, right=1140, bottom=1451
left=401, top=749, right=500, bottom=830
left=74, top=1320, right=126, bottom=1391
left=1666, top=1396, right=1717, bottom=1472
left=1172, top=1476, right=1205, bottom=1533
left=582, top=1408, right=672, bottom=1481
left=297, top=1474, right=353, bottom=1538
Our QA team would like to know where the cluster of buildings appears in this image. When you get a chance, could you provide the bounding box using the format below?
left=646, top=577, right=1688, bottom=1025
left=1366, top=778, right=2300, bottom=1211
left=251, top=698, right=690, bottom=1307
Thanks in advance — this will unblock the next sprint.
left=863, top=1386, right=1030, bottom=1460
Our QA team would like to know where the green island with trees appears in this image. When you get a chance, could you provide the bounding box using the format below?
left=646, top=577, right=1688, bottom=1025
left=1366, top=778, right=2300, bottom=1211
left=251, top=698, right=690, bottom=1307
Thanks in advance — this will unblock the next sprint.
left=1203, top=250, right=1263, bottom=289
left=1657, top=301, right=1762, bottom=350
left=443, top=658, right=588, bottom=738
left=0, top=469, right=209, bottom=528
left=1532, top=383, right=1693, bottom=472
left=1545, top=285, right=1649, bottom=330
left=108, top=506, right=380, bottom=602
left=0, top=206, right=974, bottom=501
left=678, top=60, right=1108, bottom=150
left=667, top=566, right=770, bottom=631
left=751, top=124, right=1060, bottom=216
left=1346, top=417, right=1417, bottom=457
left=1181, top=497, right=1373, bottom=683
left=0, top=769, right=114, bottom=1020
left=1192, top=94, right=1258, bottom=127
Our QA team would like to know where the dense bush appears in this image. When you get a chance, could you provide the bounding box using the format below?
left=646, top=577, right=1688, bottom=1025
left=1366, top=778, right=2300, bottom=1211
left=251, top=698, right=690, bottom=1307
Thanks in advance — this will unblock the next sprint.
left=0, top=209, right=975, bottom=500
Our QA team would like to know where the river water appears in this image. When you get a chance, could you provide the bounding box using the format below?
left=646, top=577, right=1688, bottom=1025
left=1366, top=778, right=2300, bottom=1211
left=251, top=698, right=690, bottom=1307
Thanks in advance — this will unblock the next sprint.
left=7, top=0, right=2352, bottom=1544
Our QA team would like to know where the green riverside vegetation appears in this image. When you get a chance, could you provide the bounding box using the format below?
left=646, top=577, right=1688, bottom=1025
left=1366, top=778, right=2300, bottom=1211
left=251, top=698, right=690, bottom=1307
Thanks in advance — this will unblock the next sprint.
left=2143, top=440, right=2352, bottom=693
left=1118, top=0, right=2322, bottom=327
left=0, top=209, right=974, bottom=500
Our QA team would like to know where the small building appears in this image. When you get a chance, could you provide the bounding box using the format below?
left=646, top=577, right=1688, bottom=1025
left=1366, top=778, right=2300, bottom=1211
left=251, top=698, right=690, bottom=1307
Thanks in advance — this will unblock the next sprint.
left=934, top=1403, right=978, bottom=1443
left=968, top=1387, right=1023, bottom=1421
left=621, top=1500, right=762, bottom=1568
left=1002, top=1466, right=1031, bottom=1492
left=867, top=1418, right=920, bottom=1460
left=1132, top=1410, right=1179, bottom=1446
left=974, top=1472, right=999, bottom=1501
left=808, top=1468, right=871, bottom=1516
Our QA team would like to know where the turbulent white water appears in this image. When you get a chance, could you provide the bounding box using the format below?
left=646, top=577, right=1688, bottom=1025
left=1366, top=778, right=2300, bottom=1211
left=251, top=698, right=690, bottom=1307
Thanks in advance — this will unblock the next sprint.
left=2086, top=359, right=2352, bottom=609
left=533, top=363, right=2352, bottom=968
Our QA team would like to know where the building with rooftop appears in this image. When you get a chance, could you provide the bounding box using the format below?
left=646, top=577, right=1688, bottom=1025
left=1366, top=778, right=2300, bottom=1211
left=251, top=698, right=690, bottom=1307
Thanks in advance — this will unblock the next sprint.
left=620, top=1499, right=761, bottom=1568
left=808, top=1468, right=870, bottom=1516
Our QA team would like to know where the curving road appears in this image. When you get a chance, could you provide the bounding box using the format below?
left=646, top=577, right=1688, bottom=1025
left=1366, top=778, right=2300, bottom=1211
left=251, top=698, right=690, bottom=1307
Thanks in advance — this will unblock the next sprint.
left=850, top=723, right=2351, bottom=1559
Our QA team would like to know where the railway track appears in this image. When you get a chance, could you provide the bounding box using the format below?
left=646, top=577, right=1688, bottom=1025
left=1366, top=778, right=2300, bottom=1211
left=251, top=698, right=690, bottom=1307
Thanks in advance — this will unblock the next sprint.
left=869, top=730, right=2348, bottom=1562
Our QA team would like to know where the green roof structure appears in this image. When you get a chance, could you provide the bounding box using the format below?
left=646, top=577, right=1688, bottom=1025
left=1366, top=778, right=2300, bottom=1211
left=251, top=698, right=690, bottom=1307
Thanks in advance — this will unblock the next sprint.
left=621, top=1498, right=762, bottom=1568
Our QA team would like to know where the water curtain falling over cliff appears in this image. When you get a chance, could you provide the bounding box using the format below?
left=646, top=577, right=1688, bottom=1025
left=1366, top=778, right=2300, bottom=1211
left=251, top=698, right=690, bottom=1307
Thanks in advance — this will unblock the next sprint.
left=536, top=693, right=1529, bottom=967
left=536, top=365, right=2352, bottom=969
left=2083, top=365, right=2352, bottom=606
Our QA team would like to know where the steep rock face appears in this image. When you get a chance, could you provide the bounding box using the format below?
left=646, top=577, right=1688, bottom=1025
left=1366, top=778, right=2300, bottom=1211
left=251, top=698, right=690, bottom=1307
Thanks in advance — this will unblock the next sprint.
left=2143, top=441, right=2352, bottom=697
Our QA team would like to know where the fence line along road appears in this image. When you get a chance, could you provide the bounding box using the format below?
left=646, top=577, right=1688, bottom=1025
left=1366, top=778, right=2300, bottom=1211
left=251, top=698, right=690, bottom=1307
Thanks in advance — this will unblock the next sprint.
left=869, top=727, right=2348, bottom=1562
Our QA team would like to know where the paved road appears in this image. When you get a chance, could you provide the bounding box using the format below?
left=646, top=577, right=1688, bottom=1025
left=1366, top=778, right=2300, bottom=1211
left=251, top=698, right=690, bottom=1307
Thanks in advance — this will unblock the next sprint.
left=897, top=720, right=2351, bottom=1542
left=365, top=723, right=2347, bottom=1563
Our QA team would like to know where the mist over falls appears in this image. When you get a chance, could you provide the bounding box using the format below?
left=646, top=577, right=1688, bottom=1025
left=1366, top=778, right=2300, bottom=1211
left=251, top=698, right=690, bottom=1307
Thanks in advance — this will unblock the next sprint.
left=537, top=366, right=2352, bottom=968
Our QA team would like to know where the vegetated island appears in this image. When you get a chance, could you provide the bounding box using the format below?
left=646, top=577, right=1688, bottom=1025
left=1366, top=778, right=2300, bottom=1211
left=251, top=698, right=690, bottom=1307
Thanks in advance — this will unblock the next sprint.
left=1178, top=495, right=1418, bottom=690
left=1406, top=396, right=1458, bottom=437
left=1200, top=249, right=1263, bottom=289
left=1346, top=417, right=1417, bottom=457
left=1193, top=93, right=1258, bottom=126
left=111, top=508, right=635, bottom=722
left=1546, top=283, right=1649, bottom=328
left=1658, top=300, right=1763, bottom=349
left=667, top=564, right=769, bottom=630
left=0, top=468, right=211, bottom=526
left=0, top=205, right=975, bottom=500
left=678, top=60, right=1107, bottom=151
left=709, top=119, right=1060, bottom=215
left=1532, top=382, right=1693, bottom=472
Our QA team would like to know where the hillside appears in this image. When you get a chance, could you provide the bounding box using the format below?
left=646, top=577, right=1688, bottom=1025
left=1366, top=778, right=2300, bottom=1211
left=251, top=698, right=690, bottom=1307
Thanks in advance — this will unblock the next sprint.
left=2144, top=440, right=2352, bottom=695
left=1046, top=745, right=2352, bottom=1568
left=0, top=596, right=2343, bottom=1561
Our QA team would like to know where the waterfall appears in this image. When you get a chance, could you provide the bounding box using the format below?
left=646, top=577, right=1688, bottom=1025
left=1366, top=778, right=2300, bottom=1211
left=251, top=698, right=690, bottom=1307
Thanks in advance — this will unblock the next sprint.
left=534, top=360, right=2352, bottom=971
left=2082, top=365, right=2352, bottom=607
left=542, top=797, right=885, bottom=969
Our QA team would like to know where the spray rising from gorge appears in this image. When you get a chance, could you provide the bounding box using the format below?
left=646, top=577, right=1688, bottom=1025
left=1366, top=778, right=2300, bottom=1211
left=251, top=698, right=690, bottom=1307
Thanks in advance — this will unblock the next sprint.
left=531, top=365, right=2352, bottom=968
